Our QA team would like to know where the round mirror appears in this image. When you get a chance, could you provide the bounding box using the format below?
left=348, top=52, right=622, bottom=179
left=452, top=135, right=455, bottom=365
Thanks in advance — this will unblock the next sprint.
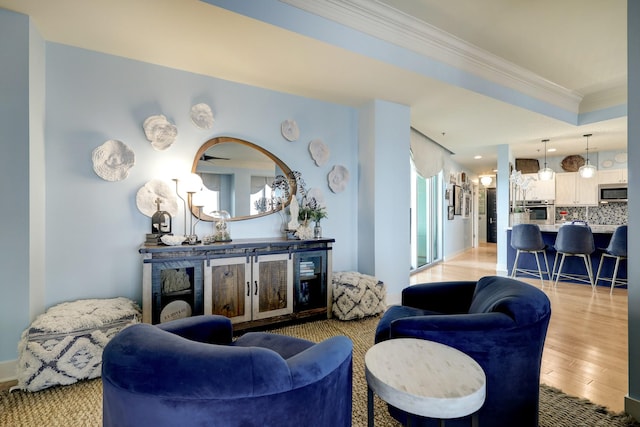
left=191, top=136, right=295, bottom=221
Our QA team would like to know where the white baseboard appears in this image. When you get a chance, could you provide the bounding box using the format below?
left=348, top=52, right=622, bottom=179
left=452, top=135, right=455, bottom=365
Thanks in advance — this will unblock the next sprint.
left=0, top=359, right=17, bottom=383
left=625, top=395, right=640, bottom=420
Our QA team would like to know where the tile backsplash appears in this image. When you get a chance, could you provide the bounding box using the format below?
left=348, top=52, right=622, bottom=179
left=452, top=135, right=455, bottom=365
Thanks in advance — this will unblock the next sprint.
left=556, top=203, right=627, bottom=225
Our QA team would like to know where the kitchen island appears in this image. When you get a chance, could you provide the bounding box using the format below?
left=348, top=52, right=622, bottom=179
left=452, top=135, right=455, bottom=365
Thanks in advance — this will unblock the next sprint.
left=506, top=223, right=626, bottom=287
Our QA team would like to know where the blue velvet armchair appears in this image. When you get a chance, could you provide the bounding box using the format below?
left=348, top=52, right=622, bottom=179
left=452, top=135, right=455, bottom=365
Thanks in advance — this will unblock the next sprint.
left=102, top=315, right=353, bottom=427
left=375, top=276, right=551, bottom=427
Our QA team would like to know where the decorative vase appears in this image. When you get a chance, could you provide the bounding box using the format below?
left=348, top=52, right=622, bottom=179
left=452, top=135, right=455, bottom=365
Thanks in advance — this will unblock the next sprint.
left=314, top=222, right=322, bottom=239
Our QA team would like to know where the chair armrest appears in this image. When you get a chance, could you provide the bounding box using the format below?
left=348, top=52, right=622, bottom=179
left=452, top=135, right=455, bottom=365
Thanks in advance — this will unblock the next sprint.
left=156, top=314, right=233, bottom=344
left=286, top=335, right=353, bottom=388
left=402, top=281, right=477, bottom=313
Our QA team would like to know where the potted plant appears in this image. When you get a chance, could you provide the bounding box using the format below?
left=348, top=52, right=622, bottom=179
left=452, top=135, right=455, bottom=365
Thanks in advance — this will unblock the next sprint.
left=299, top=206, right=328, bottom=238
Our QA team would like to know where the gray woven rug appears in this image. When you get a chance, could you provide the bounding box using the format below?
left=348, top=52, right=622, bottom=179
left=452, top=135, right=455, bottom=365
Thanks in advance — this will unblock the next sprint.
left=1, top=316, right=638, bottom=426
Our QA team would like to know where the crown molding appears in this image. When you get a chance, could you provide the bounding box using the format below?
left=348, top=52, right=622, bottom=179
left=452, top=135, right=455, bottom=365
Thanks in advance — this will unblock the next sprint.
left=280, top=0, right=583, bottom=113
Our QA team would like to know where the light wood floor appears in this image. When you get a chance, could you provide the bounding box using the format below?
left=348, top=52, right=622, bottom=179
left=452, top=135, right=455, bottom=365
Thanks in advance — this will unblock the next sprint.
left=411, top=242, right=628, bottom=413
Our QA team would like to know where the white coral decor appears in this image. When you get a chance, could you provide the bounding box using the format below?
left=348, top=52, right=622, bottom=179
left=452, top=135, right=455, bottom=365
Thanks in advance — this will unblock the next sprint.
left=92, top=139, right=135, bottom=182
left=328, top=165, right=349, bottom=193
left=295, top=223, right=314, bottom=240
left=143, top=114, right=178, bottom=151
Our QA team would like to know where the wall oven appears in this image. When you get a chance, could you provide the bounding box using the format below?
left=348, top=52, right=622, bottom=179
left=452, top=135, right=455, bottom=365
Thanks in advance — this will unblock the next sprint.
left=524, top=200, right=555, bottom=225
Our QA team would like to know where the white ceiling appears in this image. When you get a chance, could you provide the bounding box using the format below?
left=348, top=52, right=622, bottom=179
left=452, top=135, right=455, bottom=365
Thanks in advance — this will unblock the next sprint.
left=0, top=0, right=627, bottom=175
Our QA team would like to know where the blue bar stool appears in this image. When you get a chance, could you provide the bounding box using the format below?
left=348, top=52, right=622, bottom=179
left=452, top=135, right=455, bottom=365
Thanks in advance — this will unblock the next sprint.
left=510, top=223, right=550, bottom=287
left=552, top=224, right=595, bottom=289
left=594, top=225, right=627, bottom=294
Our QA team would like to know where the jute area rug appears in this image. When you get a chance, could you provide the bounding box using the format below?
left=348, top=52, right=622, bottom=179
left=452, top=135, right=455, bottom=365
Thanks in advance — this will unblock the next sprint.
left=1, top=316, right=639, bottom=427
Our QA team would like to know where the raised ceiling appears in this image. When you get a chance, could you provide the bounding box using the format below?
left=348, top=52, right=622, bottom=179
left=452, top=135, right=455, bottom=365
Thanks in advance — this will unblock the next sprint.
left=0, top=0, right=627, bottom=175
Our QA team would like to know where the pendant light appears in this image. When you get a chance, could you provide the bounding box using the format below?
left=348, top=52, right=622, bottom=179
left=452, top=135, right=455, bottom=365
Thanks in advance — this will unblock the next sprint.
left=538, top=139, right=554, bottom=181
left=578, top=133, right=597, bottom=178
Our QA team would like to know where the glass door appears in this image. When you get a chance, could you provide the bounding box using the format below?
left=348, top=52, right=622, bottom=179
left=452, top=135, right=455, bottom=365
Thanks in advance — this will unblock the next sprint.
left=410, top=162, right=443, bottom=270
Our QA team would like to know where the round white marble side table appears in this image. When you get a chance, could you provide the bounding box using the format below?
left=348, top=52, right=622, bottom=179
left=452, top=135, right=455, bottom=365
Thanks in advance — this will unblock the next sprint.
left=365, top=338, right=486, bottom=427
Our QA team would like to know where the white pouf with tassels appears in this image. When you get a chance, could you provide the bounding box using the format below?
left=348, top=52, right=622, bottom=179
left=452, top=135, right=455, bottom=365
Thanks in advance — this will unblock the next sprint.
left=332, top=271, right=386, bottom=320
left=13, top=297, right=141, bottom=392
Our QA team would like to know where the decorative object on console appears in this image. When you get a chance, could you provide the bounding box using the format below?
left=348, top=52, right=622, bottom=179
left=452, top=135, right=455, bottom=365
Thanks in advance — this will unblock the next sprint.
left=190, top=103, right=214, bottom=129
left=137, top=179, right=179, bottom=244
left=136, top=179, right=179, bottom=217
left=91, top=139, right=135, bottom=182
left=328, top=164, right=349, bottom=193
left=143, top=114, right=178, bottom=151
left=210, top=210, right=232, bottom=242
left=294, top=222, right=314, bottom=240
left=309, top=138, right=330, bottom=166
left=287, top=196, right=301, bottom=231
left=303, top=188, right=328, bottom=239
left=173, top=174, right=203, bottom=241
left=281, top=119, right=300, bottom=141
left=13, top=297, right=141, bottom=392
left=578, top=133, right=597, bottom=179
left=160, top=234, right=186, bottom=246
left=151, top=198, right=172, bottom=235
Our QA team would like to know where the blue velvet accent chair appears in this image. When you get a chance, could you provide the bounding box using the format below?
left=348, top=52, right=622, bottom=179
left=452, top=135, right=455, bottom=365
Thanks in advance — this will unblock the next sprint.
left=102, top=315, right=353, bottom=427
left=375, top=276, right=551, bottom=427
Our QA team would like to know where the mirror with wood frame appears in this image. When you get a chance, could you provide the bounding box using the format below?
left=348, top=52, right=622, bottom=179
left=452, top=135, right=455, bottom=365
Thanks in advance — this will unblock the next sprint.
left=191, top=136, right=295, bottom=221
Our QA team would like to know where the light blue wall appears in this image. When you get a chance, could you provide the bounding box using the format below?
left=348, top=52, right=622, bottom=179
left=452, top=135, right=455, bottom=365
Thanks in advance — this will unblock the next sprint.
left=0, top=23, right=360, bottom=367
left=0, top=9, right=31, bottom=364
left=357, top=100, right=411, bottom=302
left=42, top=43, right=358, bottom=306
left=0, top=5, right=474, bottom=373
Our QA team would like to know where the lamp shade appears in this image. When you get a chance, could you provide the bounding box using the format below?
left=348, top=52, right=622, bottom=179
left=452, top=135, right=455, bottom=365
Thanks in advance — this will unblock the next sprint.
left=480, top=176, right=492, bottom=186
left=538, top=139, right=554, bottom=181
left=579, top=162, right=597, bottom=178
left=538, top=167, right=554, bottom=181
left=579, top=134, right=596, bottom=178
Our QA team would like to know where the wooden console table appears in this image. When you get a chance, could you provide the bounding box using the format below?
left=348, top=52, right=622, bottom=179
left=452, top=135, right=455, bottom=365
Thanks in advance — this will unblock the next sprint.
left=139, top=238, right=334, bottom=329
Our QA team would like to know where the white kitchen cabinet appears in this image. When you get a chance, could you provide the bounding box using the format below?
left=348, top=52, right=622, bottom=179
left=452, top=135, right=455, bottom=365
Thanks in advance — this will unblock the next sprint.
left=555, top=172, right=598, bottom=206
left=598, top=169, right=628, bottom=185
left=514, top=173, right=556, bottom=202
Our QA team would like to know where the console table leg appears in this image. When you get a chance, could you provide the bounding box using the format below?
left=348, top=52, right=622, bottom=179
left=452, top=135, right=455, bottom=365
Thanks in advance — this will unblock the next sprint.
left=367, top=386, right=374, bottom=427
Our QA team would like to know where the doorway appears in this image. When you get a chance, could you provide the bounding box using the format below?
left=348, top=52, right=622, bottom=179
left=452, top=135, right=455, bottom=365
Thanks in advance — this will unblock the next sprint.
left=486, top=188, right=497, bottom=243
